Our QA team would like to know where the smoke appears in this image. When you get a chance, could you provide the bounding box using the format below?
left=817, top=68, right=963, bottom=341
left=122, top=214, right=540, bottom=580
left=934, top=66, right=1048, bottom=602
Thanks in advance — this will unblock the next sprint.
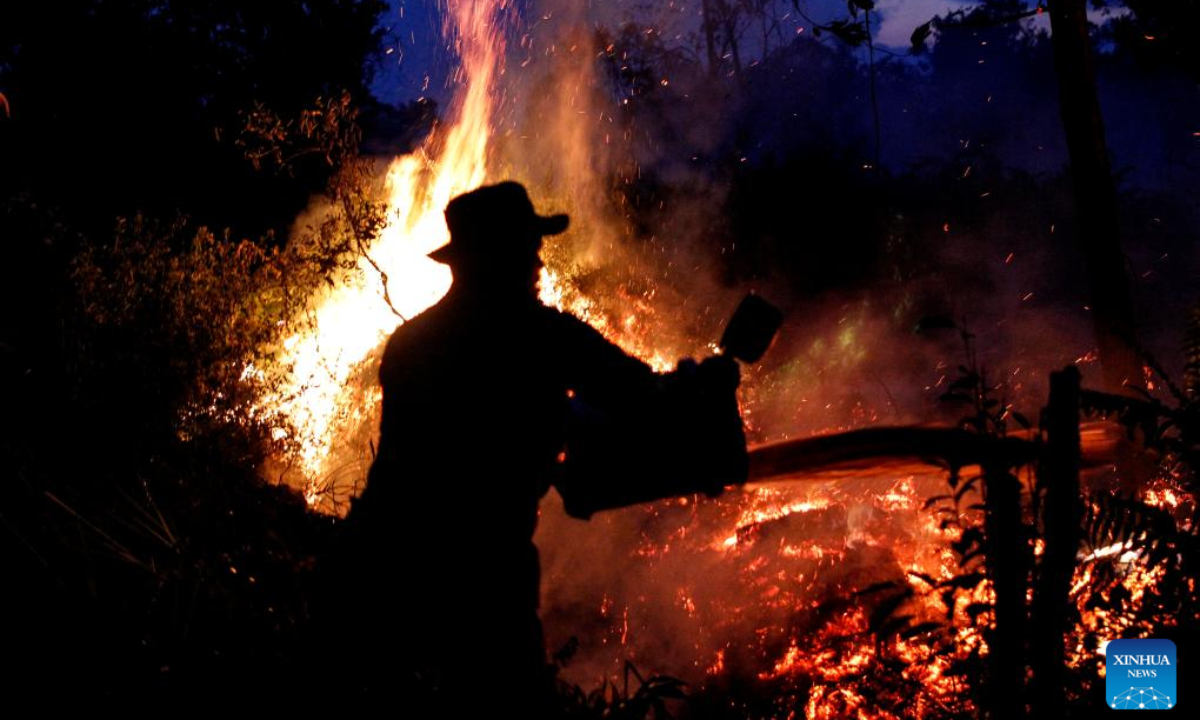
left=494, top=0, right=927, bottom=691
left=491, top=1, right=765, bottom=364
left=492, top=0, right=1114, bottom=431
left=493, top=0, right=1140, bottom=693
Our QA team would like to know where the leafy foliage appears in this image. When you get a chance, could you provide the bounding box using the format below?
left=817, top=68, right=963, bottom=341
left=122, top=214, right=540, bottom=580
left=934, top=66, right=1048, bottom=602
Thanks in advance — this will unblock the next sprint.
left=1, top=82, right=396, bottom=698
left=556, top=661, right=688, bottom=720
left=0, top=0, right=387, bottom=238
left=1186, top=305, right=1200, bottom=399
left=1072, top=344, right=1200, bottom=647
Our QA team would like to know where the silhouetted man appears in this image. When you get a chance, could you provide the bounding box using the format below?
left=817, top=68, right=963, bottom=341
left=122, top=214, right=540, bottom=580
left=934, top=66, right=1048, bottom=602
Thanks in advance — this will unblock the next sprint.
left=342, top=182, right=746, bottom=715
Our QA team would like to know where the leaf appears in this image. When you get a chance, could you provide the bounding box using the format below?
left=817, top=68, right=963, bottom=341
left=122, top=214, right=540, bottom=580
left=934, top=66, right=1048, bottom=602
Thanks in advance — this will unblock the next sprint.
left=922, top=494, right=952, bottom=510
left=910, top=21, right=933, bottom=53
left=960, top=547, right=985, bottom=564
left=941, top=572, right=986, bottom=591
left=942, top=589, right=959, bottom=618
left=954, top=476, right=980, bottom=503
left=1011, top=410, right=1032, bottom=429
left=825, top=19, right=870, bottom=46
left=900, top=621, right=943, bottom=639
left=869, top=587, right=915, bottom=633
left=878, top=614, right=915, bottom=639
left=857, top=580, right=904, bottom=596
left=908, top=571, right=938, bottom=587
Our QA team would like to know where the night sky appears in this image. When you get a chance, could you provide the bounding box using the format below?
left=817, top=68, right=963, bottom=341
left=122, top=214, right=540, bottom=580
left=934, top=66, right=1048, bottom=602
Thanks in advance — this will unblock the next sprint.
left=369, top=1, right=1124, bottom=103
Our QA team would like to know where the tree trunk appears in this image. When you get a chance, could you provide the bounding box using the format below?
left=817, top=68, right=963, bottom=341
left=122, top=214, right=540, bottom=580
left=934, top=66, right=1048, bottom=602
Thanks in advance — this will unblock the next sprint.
left=1048, top=0, right=1141, bottom=393
left=700, top=0, right=719, bottom=78
left=1030, top=366, right=1083, bottom=717
left=983, top=461, right=1029, bottom=719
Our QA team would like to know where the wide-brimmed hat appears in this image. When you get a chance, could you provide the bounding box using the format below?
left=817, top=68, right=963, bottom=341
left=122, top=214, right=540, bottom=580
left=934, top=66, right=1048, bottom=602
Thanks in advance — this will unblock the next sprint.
left=429, top=181, right=570, bottom=264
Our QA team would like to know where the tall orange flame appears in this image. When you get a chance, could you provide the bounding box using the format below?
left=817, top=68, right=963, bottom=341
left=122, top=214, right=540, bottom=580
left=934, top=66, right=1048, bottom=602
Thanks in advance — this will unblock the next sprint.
left=266, top=1, right=516, bottom=501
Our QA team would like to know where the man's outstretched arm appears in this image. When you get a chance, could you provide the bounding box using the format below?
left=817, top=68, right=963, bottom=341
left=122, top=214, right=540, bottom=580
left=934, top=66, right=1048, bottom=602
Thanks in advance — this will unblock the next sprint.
left=551, top=311, right=748, bottom=518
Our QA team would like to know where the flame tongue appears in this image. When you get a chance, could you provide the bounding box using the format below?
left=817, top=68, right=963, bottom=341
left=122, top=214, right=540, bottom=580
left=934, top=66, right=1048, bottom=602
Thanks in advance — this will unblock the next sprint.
left=267, top=1, right=516, bottom=496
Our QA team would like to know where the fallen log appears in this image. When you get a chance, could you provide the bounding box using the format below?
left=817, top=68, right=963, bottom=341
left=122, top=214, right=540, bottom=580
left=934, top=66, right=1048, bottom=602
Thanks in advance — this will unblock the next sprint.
left=746, top=421, right=1121, bottom=486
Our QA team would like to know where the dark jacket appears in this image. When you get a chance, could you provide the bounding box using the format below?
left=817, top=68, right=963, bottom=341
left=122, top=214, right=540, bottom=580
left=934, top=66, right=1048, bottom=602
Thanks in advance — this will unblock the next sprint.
left=340, top=288, right=744, bottom=708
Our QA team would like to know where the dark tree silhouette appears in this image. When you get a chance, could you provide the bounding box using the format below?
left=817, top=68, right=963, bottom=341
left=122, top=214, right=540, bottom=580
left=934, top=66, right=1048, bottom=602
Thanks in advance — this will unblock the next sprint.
left=0, top=0, right=386, bottom=239
left=1047, top=0, right=1142, bottom=393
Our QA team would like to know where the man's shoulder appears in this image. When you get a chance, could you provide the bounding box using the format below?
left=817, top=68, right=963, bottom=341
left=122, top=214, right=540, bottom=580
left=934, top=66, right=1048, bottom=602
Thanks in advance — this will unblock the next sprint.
left=534, top=304, right=652, bottom=372
left=386, top=300, right=449, bottom=345
left=534, top=303, right=607, bottom=341
left=381, top=318, right=417, bottom=361
left=380, top=301, right=451, bottom=373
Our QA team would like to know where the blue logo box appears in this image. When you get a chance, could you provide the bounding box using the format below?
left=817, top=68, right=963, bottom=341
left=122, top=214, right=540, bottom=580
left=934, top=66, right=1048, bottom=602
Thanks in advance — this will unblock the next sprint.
left=1107, top=639, right=1176, bottom=710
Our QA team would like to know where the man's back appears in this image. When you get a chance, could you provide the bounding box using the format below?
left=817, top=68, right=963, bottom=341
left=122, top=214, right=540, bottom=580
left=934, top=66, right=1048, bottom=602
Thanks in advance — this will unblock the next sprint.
left=361, top=290, right=657, bottom=545
left=344, top=289, right=658, bottom=706
left=320, top=182, right=746, bottom=713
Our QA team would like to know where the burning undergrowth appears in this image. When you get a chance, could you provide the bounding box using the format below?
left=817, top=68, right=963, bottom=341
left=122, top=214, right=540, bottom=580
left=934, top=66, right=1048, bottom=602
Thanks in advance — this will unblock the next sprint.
left=537, top=472, right=956, bottom=711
